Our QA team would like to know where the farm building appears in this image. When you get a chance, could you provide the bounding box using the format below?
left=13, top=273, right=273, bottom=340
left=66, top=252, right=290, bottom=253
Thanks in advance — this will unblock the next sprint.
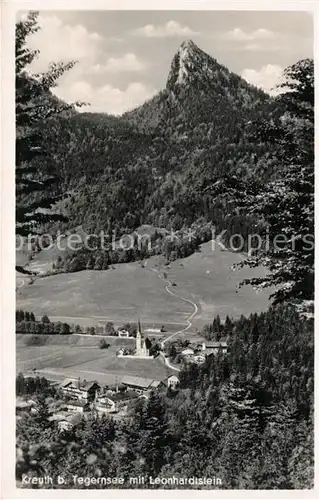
left=121, top=376, right=164, bottom=394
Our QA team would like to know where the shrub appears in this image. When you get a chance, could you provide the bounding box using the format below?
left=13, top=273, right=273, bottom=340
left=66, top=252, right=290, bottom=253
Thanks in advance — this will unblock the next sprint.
left=99, top=339, right=110, bottom=349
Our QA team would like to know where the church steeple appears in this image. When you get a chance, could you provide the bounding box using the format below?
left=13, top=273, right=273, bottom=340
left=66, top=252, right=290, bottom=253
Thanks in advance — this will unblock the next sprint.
left=136, top=319, right=142, bottom=352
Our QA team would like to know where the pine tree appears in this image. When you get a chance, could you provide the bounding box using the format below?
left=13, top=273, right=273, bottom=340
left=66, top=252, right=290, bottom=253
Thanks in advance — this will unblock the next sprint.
left=205, top=59, right=314, bottom=304
left=16, top=12, right=84, bottom=240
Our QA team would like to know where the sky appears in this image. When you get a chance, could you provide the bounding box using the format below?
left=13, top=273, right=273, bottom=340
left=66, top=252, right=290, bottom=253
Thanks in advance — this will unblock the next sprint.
left=21, top=10, right=313, bottom=115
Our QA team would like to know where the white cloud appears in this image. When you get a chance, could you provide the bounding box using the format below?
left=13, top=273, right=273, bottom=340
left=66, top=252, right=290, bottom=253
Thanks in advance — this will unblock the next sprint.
left=241, top=64, right=284, bottom=95
left=24, top=14, right=151, bottom=114
left=133, top=20, right=198, bottom=38
left=53, top=81, right=157, bottom=115
left=221, top=28, right=275, bottom=42
left=93, top=53, right=146, bottom=74
left=25, top=14, right=104, bottom=73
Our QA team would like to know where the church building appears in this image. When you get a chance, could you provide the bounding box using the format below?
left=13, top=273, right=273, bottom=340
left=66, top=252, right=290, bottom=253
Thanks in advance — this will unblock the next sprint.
left=135, top=320, right=150, bottom=357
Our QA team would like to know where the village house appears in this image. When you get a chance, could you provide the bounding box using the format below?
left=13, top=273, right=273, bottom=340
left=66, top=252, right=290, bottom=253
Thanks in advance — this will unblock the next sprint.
left=117, top=328, right=130, bottom=338
left=178, top=341, right=228, bottom=365
left=180, top=347, right=195, bottom=357
left=94, top=390, right=138, bottom=415
left=94, top=394, right=116, bottom=414
left=121, top=375, right=180, bottom=394
left=60, top=378, right=100, bottom=402
left=58, top=415, right=78, bottom=432
left=65, top=400, right=90, bottom=413
left=202, top=341, right=228, bottom=356
left=164, top=375, right=180, bottom=390
left=49, top=411, right=83, bottom=432
left=16, top=398, right=37, bottom=416
left=193, top=354, right=206, bottom=364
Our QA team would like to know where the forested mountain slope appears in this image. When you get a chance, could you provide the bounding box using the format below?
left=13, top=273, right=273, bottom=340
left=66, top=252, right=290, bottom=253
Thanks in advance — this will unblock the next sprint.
left=21, top=40, right=289, bottom=275
left=18, top=38, right=313, bottom=306
left=37, top=40, right=278, bottom=236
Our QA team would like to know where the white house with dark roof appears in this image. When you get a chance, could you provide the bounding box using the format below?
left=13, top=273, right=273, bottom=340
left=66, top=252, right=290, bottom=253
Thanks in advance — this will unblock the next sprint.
left=94, top=390, right=138, bottom=415
left=49, top=412, right=84, bottom=431
left=60, top=378, right=100, bottom=402
left=165, top=374, right=180, bottom=389
left=58, top=413, right=83, bottom=432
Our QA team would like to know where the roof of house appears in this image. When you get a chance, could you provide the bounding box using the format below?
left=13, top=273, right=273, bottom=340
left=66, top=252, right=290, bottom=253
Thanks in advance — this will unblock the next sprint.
left=60, top=379, right=99, bottom=391
left=49, top=381, right=60, bottom=387
left=151, top=380, right=162, bottom=388
left=16, top=401, right=33, bottom=410
left=205, top=347, right=227, bottom=356
left=49, top=413, right=66, bottom=422
left=181, top=348, right=194, bottom=355
left=54, top=412, right=83, bottom=426
left=161, top=375, right=180, bottom=387
left=205, top=342, right=227, bottom=348
left=82, top=380, right=100, bottom=390
left=194, top=354, right=205, bottom=360
left=60, top=378, right=78, bottom=388
left=121, top=376, right=162, bottom=389
left=111, top=391, right=138, bottom=401
left=69, top=413, right=83, bottom=425
left=99, top=390, right=138, bottom=403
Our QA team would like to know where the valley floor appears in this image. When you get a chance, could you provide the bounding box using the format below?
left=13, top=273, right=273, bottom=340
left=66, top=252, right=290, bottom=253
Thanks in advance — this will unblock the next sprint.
left=16, top=335, right=170, bottom=385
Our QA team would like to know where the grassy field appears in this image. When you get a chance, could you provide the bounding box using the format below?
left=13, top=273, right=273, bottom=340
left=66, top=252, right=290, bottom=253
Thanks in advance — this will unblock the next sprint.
left=16, top=334, right=169, bottom=385
left=16, top=242, right=273, bottom=384
left=16, top=262, right=191, bottom=325
left=153, top=242, right=273, bottom=328
left=16, top=240, right=272, bottom=330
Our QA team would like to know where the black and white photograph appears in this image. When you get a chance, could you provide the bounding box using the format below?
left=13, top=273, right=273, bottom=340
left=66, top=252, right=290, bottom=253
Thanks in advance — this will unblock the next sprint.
left=1, top=0, right=316, bottom=494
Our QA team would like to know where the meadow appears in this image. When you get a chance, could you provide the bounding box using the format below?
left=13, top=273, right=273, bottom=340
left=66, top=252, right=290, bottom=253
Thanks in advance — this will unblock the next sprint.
left=16, top=334, right=169, bottom=385
left=16, top=241, right=272, bottom=331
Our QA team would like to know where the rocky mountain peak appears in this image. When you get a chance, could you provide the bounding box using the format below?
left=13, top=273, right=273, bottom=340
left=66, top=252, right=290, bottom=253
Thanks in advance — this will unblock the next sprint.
left=166, top=39, right=218, bottom=91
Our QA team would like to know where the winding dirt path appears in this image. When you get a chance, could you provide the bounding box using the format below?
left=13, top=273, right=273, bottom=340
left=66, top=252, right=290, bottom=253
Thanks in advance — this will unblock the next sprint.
left=160, top=277, right=198, bottom=344
left=159, top=351, right=180, bottom=372
left=145, top=266, right=199, bottom=345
